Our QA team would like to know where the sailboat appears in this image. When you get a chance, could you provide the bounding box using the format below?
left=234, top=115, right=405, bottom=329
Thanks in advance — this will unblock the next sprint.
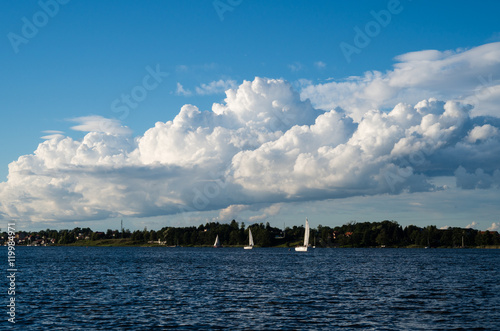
left=244, top=228, right=254, bottom=249
left=213, top=235, right=222, bottom=248
left=295, top=218, right=310, bottom=252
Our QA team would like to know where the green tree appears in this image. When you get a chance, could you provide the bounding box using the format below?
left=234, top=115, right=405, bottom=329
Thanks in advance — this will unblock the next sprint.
left=375, top=229, right=388, bottom=246
left=229, top=230, right=240, bottom=245
left=150, top=231, right=158, bottom=242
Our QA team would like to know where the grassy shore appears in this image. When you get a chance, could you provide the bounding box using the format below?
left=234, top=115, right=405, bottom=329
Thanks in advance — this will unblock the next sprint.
left=47, top=238, right=500, bottom=249
left=67, top=238, right=148, bottom=247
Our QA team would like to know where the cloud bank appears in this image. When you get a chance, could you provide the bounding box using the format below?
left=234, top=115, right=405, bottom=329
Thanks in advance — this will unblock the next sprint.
left=1, top=44, right=500, bottom=224
left=301, top=42, right=500, bottom=120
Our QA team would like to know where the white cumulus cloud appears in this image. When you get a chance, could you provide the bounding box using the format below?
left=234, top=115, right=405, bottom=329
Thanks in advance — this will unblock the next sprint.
left=487, top=222, right=499, bottom=231
left=467, top=124, right=499, bottom=143
left=301, top=42, right=500, bottom=120
left=466, top=221, right=479, bottom=229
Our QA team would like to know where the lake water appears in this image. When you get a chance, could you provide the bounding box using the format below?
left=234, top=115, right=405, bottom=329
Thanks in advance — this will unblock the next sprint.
left=3, top=247, right=500, bottom=329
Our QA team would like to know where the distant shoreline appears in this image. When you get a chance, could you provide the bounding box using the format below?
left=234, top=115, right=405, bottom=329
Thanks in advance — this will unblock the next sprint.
left=9, top=239, right=500, bottom=250
left=5, top=220, right=499, bottom=249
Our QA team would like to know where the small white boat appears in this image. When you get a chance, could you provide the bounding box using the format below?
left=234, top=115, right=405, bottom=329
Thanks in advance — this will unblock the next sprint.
left=244, top=229, right=254, bottom=249
left=295, top=218, right=310, bottom=252
left=213, top=235, right=222, bottom=248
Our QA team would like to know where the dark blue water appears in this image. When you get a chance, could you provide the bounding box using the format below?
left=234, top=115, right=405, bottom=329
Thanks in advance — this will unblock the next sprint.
left=3, top=247, right=499, bottom=330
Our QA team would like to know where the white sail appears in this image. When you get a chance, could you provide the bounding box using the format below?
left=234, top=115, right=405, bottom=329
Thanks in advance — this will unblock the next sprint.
left=295, top=218, right=309, bottom=252
left=214, top=235, right=221, bottom=247
left=244, top=229, right=254, bottom=249
left=249, top=229, right=254, bottom=246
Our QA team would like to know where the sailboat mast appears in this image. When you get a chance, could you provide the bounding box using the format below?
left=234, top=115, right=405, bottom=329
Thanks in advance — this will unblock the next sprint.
left=304, top=218, right=310, bottom=246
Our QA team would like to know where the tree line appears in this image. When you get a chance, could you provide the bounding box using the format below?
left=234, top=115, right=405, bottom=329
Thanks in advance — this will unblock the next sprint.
left=2, top=220, right=499, bottom=248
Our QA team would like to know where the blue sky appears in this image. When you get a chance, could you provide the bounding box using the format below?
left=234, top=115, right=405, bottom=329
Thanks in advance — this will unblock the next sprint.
left=1, top=0, right=500, bottom=232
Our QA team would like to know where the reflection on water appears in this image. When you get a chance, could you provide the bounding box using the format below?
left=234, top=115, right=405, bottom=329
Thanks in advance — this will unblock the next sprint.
left=5, top=247, right=500, bottom=329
